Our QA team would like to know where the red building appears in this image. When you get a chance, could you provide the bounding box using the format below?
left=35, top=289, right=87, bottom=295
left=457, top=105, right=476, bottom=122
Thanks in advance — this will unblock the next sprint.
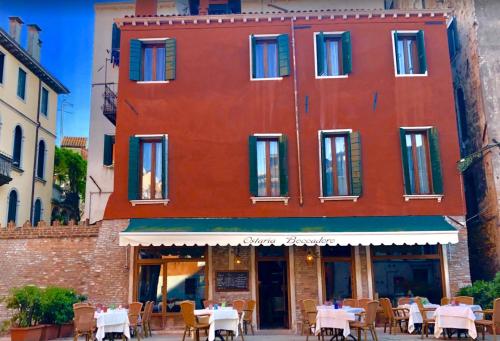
left=100, top=1, right=470, bottom=330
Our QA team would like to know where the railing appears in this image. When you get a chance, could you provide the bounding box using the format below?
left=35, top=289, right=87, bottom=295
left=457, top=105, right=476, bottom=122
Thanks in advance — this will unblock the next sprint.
left=0, top=152, right=13, bottom=186
left=102, top=84, right=117, bottom=125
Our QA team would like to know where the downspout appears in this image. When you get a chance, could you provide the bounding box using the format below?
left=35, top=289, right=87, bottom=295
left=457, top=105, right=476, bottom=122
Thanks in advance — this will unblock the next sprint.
left=290, top=18, right=304, bottom=206
left=30, top=79, right=42, bottom=223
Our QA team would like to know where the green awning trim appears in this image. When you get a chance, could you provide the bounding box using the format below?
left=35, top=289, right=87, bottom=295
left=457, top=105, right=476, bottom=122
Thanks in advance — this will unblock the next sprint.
left=124, top=216, right=456, bottom=233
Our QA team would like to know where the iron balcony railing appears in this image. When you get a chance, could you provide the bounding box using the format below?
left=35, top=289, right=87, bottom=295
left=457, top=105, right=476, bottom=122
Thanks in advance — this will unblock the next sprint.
left=0, top=152, right=13, bottom=186
left=102, top=84, right=117, bottom=125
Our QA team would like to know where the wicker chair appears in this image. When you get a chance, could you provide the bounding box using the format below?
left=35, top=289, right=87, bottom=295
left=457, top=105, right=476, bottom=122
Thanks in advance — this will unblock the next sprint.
left=358, top=298, right=372, bottom=311
left=415, top=297, right=436, bottom=338
left=343, top=298, right=358, bottom=308
left=233, top=300, right=245, bottom=314
left=141, top=301, right=153, bottom=337
left=203, top=300, right=215, bottom=308
left=397, top=297, right=411, bottom=306
left=243, top=300, right=256, bottom=335
left=454, top=296, right=474, bottom=305
left=475, top=298, right=499, bottom=341
left=440, top=297, right=451, bottom=305
left=129, top=301, right=143, bottom=341
left=73, top=306, right=96, bottom=341
left=380, top=298, right=409, bottom=334
left=300, top=299, right=318, bottom=341
left=180, top=301, right=209, bottom=341
left=350, top=300, right=379, bottom=341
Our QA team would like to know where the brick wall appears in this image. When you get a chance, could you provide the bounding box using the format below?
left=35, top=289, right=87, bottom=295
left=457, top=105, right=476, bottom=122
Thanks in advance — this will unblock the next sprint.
left=293, top=246, right=319, bottom=323
left=447, top=219, right=472, bottom=294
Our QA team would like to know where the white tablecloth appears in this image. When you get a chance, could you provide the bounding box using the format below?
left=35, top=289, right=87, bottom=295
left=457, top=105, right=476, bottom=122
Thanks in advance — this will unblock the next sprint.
left=315, top=307, right=357, bottom=338
left=195, top=308, right=240, bottom=341
left=434, top=305, right=478, bottom=339
left=95, top=309, right=130, bottom=341
left=398, top=303, right=440, bottom=333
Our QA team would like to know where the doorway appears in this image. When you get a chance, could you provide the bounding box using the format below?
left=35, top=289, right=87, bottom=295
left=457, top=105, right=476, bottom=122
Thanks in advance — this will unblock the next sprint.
left=256, top=246, right=289, bottom=329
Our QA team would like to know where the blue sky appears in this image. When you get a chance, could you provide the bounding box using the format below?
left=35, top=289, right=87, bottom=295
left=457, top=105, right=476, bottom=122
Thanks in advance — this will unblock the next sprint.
left=0, top=0, right=125, bottom=142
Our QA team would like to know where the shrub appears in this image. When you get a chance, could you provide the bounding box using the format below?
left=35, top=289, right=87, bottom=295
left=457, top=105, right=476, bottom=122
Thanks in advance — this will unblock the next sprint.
left=457, top=272, right=500, bottom=309
left=40, top=287, right=86, bottom=325
left=4, top=286, right=43, bottom=327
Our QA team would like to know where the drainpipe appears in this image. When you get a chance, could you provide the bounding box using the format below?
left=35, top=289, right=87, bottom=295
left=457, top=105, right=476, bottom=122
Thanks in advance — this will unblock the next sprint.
left=290, top=18, right=304, bottom=206
left=30, top=79, right=42, bottom=224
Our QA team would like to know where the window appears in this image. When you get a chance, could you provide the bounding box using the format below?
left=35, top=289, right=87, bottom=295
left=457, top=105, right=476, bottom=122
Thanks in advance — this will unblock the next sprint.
left=36, top=140, right=45, bottom=179
left=17, top=68, right=27, bottom=99
left=111, top=23, right=121, bottom=66
left=40, top=88, right=49, bottom=116
left=12, top=125, right=22, bottom=168
left=103, top=134, right=115, bottom=166
left=319, top=131, right=362, bottom=198
left=7, top=190, right=18, bottom=224
left=400, top=128, right=443, bottom=196
left=248, top=135, right=288, bottom=198
left=315, top=32, right=352, bottom=77
left=250, top=34, right=290, bottom=80
left=455, top=88, right=468, bottom=150
left=208, top=0, right=241, bottom=14
left=0, top=52, right=4, bottom=84
left=33, top=199, right=42, bottom=226
left=128, top=135, right=168, bottom=202
left=322, top=246, right=353, bottom=300
left=393, top=31, right=427, bottom=75
left=129, top=39, right=176, bottom=82
left=447, top=18, right=460, bottom=61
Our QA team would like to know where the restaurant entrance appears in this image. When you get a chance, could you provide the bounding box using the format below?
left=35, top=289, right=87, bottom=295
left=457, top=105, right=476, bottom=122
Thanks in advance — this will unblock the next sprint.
left=256, top=246, right=290, bottom=329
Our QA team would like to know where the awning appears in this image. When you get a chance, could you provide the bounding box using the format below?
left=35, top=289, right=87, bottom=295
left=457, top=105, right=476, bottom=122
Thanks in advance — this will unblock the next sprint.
left=119, top=216, right=459, bottom=246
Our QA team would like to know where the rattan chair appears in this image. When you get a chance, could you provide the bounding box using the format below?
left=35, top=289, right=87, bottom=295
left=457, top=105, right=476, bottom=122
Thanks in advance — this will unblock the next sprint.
left=233, top=300, right=245, bottom=314
left=141, top=301, right=153, bottom=337
left=454, top=296, right=474, bottom=305
left=73, top=306, right=95, bottom=341
left=350, top=300, right=379, bottom=341
left=203, top=299, right=215, bottom=308
left=343, top=298, right=358, bottom=308
left=380, top=298, right=409, bottom=334
left=440, top=297, right=451, bottom=305
left=415, top=297, right=436, bottom=338
left=300, top=299, right=318, bottom=341
left=243, top=300, right=256, bottom=335
left=129, top=301, right=144, bottom=341
left=180, top=301, right=209, bottom=341
left=397, top=297, right=411, bottom=306
left=358, top=298, right=372, bottom=311
left=475, top=298, right=499, bottom=341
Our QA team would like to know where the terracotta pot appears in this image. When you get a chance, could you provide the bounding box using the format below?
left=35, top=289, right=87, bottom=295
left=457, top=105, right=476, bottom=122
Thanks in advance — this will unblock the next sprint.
left=10, top=325, right=44, bottom=341
left=57, top=323, right=74, bottom=338
left=44, top=325, right=60, bottom=340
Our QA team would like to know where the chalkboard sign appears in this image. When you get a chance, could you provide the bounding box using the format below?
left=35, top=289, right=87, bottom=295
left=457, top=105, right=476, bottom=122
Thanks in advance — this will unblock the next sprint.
left=215, top=271, right=249, bottom=292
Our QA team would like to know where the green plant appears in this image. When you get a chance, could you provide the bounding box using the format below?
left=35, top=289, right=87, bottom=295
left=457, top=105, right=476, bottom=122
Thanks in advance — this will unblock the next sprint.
left=457, top=272, right=500, bottom=309
left=4, top=286, right=43, bottom=327
left=40, top=287, right=86, bottom=325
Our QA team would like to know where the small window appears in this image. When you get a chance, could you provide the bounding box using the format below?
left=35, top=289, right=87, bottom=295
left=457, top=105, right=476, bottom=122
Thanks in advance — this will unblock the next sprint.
left=40, top=88, right=49, bottom=116
left=36, top=140, right=45, bottom=179
left=315, top=32, right=352, bottom=77
left=103, top=134, right=115, bottom=166
left=447, top=18, right=460, bottom=61
left=0, top=52, right=5, bottom=84
left=143, top=43, right=166, bottom=81
left=17, top=68, right=27, bottom=99
left=12, top=125, right=22, bottom=168
left=393, top=31, right=427, bottom=75
left=250, top=34, right=290, bottom=80
left=140, top=139, right=164, bottom=199
left=129, top=39, right=176, bottom=82
left=7, top=190, right=18, bottom=224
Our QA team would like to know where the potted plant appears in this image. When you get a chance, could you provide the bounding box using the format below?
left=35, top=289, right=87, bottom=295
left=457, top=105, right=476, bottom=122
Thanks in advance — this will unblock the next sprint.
left=4, top=285, right=45, bottom=341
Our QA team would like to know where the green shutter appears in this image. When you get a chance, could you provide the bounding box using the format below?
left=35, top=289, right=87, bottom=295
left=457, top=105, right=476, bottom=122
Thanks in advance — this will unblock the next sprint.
left=417, top=30, right=427, bottom=73
left=428, top=127, right=443, bottom=194
left=129, top=39, right=142, bottom=81
left=165, top=38, right=176, bottom=80
left=279, top=135, right=289, bottom=196
left=341, top=31, right=352, bottom=75
left=320, top=132, right=328, bottom=196
left=248, top=136, right=258, bottom=196
left=349, top=131, right=362, bottom=196
left=316, top=32, right=326, bottom=76
left=103, top=134, right=114, bottom=166
left=399, top=128, right=412, bottom=194
left=277, top=34, right=290, bottom=77
left=128, top=136, right=140, bottom=200
left=251, top=35, right=257, bottom=78
left=161, top=136, right=168, bottom=199
left=394, top=31, right=400, bottom=74
left=111, top=23, right=120, bottom=50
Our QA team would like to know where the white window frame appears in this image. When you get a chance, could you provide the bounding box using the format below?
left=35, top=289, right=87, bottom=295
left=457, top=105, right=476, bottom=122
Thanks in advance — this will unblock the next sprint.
left=137, top=38, right=171, bottom=84
left=249, top=34, right=283, bottom=81
left=130, top=133, right=170, bottom=206
left=391, top=30, right=428, bottom=78
left=314, top=31, right=349, bottom=79
left=317, top=129, right=359, bottom=202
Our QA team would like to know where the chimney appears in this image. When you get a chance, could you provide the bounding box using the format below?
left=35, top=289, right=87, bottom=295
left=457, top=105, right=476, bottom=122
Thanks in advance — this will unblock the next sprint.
left=8, top=16, right=23, bottom=44
left=135, top=0, right=158, bottom=16
left=27, top=24, right=42, bottom=61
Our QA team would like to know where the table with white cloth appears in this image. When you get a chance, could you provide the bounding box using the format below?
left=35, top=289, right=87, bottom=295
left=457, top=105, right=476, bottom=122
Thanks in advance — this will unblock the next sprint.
left=95, top=309, right=130, bottom=341
left=315, top=306, right=361, bottom=338
left=434, top=305, right=478, bottom=339
left=195, top=308, right=240, bottom=341
left=398, top=303, right=440, bottom=333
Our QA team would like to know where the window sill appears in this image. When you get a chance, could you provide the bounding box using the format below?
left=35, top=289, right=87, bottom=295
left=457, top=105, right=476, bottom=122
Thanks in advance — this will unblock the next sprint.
left=319, top=196, right=359, bottom=203
left=316, top=75, right=348, bottom=79
left=137, top=81, right=170, bottom=84
left=404, top=195, right=443, bottom=202
left=395, top=72, right=428, bottom=78
left=130, top=199, right=170, bottom=206
left=104, top=164, right=114, bottom=169
left=251, top=196, right=289, bottom=205
left=12, top=165, right=23, bottom=173
left=35, top=177, right=46, bottom=185
left=250, top=77, right=283, bottom=82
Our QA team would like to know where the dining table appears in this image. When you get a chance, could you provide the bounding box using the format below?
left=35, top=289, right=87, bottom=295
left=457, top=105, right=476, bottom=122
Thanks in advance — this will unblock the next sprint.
left=433, top=305, right=480, bottom=339
left=194, top=307, right=241, bottom=341
left=315, top=305, right=364, bottom=340
left=94, top=308, right=130, bottom=341
left=398, top=302, right=440, bottom=333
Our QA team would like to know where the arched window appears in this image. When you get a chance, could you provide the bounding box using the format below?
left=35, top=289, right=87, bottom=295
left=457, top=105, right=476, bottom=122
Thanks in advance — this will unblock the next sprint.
left=33, top=199, right=42, bottom=226
left=7, top=190, right=18, bottom=224
left=12, top=125, right=22, bottom=167
left=36, top=140, right=46, bottom=178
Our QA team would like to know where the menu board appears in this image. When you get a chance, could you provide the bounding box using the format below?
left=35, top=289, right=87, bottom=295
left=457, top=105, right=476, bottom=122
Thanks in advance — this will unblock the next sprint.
left=215, top=271, right=249, bottom=292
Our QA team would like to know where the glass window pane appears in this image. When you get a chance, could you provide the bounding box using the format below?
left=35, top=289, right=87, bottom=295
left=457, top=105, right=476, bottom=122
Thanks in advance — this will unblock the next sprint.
left=327, top=40, right=340, bottom=76
left=372, top=245, right=439, bottom=257
left=324, top=261, right=352, bottom=301
left=142, top=142, right=152, bottom=199
left=406, top=39, right=415, bottom=74
left=397, top=39, right=406, bottom=74
left=415, top=134, right=430, bottom=194
left=156, top=47, right=166, bottom=81
left=154, top=142, right=163, bottom=199
left=166, top=261, right=206, bottom=311
left=144, top=47, right=154, bottom=81
left=138, top=264, right=163, bottom=313
left=324, top=137, right=333, bottom=196
left=256, top=140, right=267, bottom=196
left=405, top=134, right=415, bottom=194
left=139, top=246, right=206, bottom=259
left=269, top=140, right=280, bottom=197
left=321, top=246, right=352, bottom=258
left=335, top=136, right=348, bottom=196
left=257, top=246, right=285, bottom=257
left=255, top=42, right=265, bottom=78
left=267, top=41, right=278, bottom=78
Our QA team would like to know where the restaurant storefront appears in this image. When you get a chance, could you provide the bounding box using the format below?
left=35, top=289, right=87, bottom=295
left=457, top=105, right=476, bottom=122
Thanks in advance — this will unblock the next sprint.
left=120, top=216, right=460, bottom=331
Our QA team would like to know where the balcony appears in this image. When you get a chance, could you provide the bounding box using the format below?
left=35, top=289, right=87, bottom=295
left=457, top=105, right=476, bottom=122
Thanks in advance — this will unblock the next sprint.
left=102, top=84, right=117, bottom=125
left=0, top=152, right=13, bottom=186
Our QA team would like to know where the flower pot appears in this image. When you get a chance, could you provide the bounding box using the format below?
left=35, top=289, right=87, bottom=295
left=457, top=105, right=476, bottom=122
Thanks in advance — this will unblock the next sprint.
left=44, top=325, right=60, bottom=340
left=10, top=325, right=45, bottom=341
left=57, top=322, right=74, bottom=338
